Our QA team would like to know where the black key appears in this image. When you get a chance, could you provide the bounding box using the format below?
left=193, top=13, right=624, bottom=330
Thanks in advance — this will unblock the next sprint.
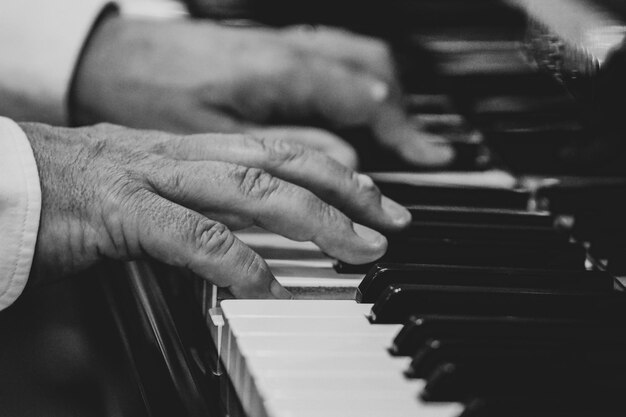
left=391, top=315, right=626, bottom=356
left=422, top=361, right=626, bottom=402
left=535, top=178, right=626, bottom=213
left=406, top=205, right=555, bottom=228
left=374, top=181, right=530, bottom=209
left=337, top=238, right=587, bottom=273
left=407, top=338, right=626, bottom=379
left=398, top=221, right=567, bottom=243
left=462, top=396, right=626, bottom=417
left=482, top=125, right=585, bottom=175
left=355, top=264, right=613, bottom=303
left=369, top=284, right=626, bottom=324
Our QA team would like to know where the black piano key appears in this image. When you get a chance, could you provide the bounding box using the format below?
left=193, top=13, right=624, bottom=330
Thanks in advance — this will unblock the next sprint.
left=535, top=178, right=626, bottom=214
left=422, top=361, right=626, bottom=402
left=406, top=338, right=626, bottom=379
left=406, top=205, right=555, bottom=228
left=483, top=125, right=587, bottom=175
left=462, top=396, right=626, bottom=417
left=398, top=221, right=568, bottom=243
left=336, top=238, right=587, bottom=273
left=404, top=94, right=457, bottom=114
left=391, top=315, right=626, bottom=357
left=369, top=284, right=626, bottom=324
left=590, top=244, right=626, bottom=274
left=374, top=181, right=530, bottom=209
left=356, top=264, right=614, bottom=303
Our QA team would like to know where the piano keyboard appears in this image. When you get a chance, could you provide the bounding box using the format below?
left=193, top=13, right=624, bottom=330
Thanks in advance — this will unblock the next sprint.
left=199, top=168, right=626, bottom=417
left=186, top=2, right=626, bottom=416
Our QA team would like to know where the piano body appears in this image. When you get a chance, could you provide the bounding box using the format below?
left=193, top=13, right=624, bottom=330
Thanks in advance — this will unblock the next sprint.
left=4, top=1, right=626, bottom=416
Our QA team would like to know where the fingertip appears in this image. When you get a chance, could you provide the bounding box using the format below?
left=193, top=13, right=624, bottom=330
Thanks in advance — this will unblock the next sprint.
left=333, top=145, right=359, bottom=169
left=270, top=279, right=293, bottom=299
left=402, top=135, right=455, bottom=167
left=381, top=196, right=412, bottom=229
left=353, top=223, right=388, bottom=256
left=369, top=80, right=389, bottom=103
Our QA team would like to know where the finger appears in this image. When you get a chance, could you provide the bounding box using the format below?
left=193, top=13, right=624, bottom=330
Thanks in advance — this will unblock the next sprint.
left=282, top=59, right=390, bottom=127
left=129, top=190, right=291, bottom=299
left=246, top=126, right=359, bottom=169
left=148, top=161, right=388, bottom=264
left=373, top=104, right=455, bottom=167
left=149, top=134, right=410, bottom=231
left=284, top=25, right=396, bottom=82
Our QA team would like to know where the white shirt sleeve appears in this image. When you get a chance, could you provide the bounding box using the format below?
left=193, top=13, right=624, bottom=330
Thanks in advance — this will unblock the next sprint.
left=0, top=117, right=41, bottom=311
left=0, top=1, right=116, bottom=125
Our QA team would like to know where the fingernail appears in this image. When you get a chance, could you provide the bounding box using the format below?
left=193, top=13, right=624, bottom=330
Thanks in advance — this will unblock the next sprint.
left=270, top=280, right=293, bottom=299
left=353, top=223, right=386, bottom=247
left=409, top=140, right=455, bottom=166
left=370, top=80, right=389, bottom=102
left=357, top=173, right=375, bottom=188
left=381, top=196, right=412, bottom=228
left=431, top=142, right=455, bottom=164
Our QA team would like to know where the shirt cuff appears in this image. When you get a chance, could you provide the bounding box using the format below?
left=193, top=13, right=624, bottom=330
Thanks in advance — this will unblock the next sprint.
left=0, top=1, right=117, bottom=125
left=0, top=118, right=42, bottom=311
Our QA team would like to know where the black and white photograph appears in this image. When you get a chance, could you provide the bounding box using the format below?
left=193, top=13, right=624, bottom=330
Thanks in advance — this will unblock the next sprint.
left=2, top=0, right=626, bottom=416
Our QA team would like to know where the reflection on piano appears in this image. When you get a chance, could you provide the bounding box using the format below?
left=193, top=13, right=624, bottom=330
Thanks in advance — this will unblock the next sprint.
left=107, top=1, right=626, bottom=417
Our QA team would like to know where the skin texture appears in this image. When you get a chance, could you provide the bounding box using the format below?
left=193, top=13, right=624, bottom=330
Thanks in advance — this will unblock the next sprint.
left=21, top=123, right=412, bottom=298
left=71, top=15, right=454, bottom=168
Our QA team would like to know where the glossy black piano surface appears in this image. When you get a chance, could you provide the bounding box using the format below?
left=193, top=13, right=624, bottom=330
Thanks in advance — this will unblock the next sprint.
left=4, top=1, right=626, bottom=416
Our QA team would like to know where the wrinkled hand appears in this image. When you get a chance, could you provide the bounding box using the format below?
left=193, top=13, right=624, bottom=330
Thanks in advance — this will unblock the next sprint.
left=21, top=123, right=411, bottom=298
left=71, top=14, right=453, bottom=168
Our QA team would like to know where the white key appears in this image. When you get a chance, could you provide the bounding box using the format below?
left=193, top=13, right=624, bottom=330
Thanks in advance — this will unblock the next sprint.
left=234, top=230, right=364, bottom=299
left=221, top=299, right=372, bottom=318
left=221, top=300, right=464, bottom=417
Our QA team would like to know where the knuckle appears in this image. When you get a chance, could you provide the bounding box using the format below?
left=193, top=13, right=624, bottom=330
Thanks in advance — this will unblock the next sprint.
left=193, top=221, right=234, bottom=257
left=257, top=136, right=308, bottom=166
left=234, top=166, right=281, bottom=200
left=240, top=249, right=270, bottom=283
left=317, top=199, right=342, bottom=226
left=276, top=47, right=310, bottom=78
left=93, top=122, right=121, bottom=131
left=369, top=39, right=392, bottom=62
left=353, top=171, right=380, bottom=199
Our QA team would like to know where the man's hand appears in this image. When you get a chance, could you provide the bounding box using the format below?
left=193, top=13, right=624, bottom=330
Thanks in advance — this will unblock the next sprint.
left=71, top=16, right=454, bottom=168
left=21, top=123, right=411, bottom=298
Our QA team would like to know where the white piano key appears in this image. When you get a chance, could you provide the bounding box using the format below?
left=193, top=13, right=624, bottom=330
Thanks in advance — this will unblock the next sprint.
left=222, top=300, right=464, bottom=417
left=230, top=333, right=397, bottom=393
left=271, top=264, right=363, bottom=299
left=271, top=264, right=362, bottom=285
left=369, top=169, right=517, bottom=189
left=236, top=229, right=322, bottom=251
left=269, top=410, right=457, bottom=417
left=246, top=355, right=412, bottom=375
left=221, top=299, right=372, bottom=318
left=268, top=259, right=335, bottom=268
left=256, top=374, right=423, bottom=399
left=264, top=396, right=462, bottom=417
left=225, top=318, right=401, bottom=410
left=226, top=316, right=400, bottom=335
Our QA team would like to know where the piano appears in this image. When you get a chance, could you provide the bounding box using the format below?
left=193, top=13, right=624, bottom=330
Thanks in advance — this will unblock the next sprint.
left=87, top=1, right=626, bottom=417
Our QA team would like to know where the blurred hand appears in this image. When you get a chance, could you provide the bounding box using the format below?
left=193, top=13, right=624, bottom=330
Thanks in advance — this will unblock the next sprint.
left=21, top=123, right=411, bottom=298
left=71, top=15, right=454, bottom=168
